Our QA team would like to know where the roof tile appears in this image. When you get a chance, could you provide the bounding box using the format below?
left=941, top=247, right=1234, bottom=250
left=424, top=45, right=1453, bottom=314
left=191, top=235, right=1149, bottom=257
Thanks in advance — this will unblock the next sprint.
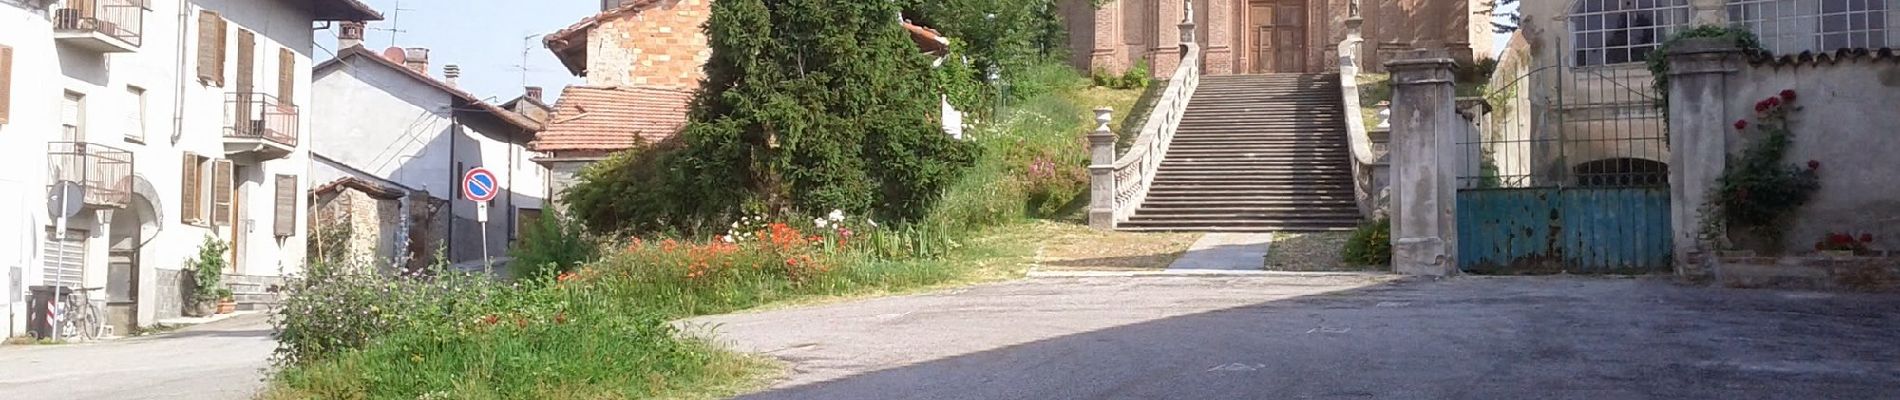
left=530, top=86, right=695, bottom=152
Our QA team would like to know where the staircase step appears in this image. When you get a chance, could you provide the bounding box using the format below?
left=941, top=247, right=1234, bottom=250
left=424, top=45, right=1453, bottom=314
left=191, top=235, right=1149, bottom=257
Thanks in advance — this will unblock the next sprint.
left=1150, top=176, right=1352, bottom=184
left=1117, top=225, right=1359, bottom=233
left=1138, top=200, right=1358, bottom=209
left=1133, top=209, right=1362, bottom=218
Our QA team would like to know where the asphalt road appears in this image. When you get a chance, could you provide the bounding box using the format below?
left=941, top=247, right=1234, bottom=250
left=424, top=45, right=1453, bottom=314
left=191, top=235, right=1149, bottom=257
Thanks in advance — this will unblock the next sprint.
left=0, top=314, right=274, bottom=400
left=689, top=275, right=1900, bottom=400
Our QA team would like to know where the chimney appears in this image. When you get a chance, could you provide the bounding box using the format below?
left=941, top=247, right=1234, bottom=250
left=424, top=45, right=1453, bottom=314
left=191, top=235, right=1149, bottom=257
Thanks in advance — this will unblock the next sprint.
left=524, top=86, right=544, bottom=103
left=403, top=47, right=431, bottom=74
left=338, top=21, right=366, bottom=49
left=382, top=46, right=406, bottom=64
left=443, top=64, right=462, bottom=88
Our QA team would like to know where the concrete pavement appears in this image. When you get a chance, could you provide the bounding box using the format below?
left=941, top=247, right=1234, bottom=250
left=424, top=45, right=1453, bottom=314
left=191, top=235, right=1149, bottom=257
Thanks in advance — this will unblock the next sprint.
left=0, top=313, right=274, bottom=400
left=690, top=275, right=1900, bottom=399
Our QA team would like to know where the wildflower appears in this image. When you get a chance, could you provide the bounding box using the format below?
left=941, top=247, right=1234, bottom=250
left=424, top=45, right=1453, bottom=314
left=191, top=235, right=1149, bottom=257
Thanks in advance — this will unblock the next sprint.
left=815, top=218, right=830, bottom=229
left=839, top=228, right=854, bottom=239
left=721, top=235, right=735, bottom=243
left=867, top=219, right=878, bottom=228
left=554, top=312, right=568, bottom=324
left=1780, top=89, right=1797, bottom=102
left=482, top=314, right=499, bottom=325
left=828, top=209, right=846, bottom=222
left=1734, top=119, right=1748, bottom=131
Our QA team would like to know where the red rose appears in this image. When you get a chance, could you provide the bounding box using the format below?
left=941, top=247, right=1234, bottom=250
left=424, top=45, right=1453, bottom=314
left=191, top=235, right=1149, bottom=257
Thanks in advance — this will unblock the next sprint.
left=1808, top=160, right=1821, bottom=170
left=1861, top=233, right=1875, bottom=243
left=1831, top=233, right=1853, bottom=244
left=1734, top=120, right=1748, bottom=130
left=1780, top=89, right=1797, bottom=102
left=1765, top=97, right=1781, bottom=107
left=1755, top=101, right=1771, bottom=113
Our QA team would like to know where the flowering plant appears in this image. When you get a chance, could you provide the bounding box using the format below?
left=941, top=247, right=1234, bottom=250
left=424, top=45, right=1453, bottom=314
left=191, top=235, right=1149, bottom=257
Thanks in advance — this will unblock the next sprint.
left=1716, top=89, right=1821, bottom=250
left=1814, top=232, right=1875, bottom=255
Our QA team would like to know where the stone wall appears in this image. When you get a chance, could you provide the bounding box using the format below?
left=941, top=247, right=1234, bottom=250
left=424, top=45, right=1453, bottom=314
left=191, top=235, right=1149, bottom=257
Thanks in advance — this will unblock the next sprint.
left=1702, top=253, right=1900, bottom=292
left=153, top=268, right=187, bottom=321
left=585, top=0, right=712, bottom=90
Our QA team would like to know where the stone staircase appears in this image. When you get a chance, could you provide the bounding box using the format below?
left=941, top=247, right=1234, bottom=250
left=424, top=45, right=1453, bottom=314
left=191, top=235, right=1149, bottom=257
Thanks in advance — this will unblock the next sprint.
left=1120, top=73, right=1362, bottom=232
left=224, top=274, right=284, bottom=311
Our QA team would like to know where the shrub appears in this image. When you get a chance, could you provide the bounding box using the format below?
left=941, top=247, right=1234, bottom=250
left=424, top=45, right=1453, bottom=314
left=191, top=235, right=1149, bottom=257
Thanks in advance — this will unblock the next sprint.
left=187, top=236, right=231, bottom=303
left=508, top=207, right=599, bottom=281
left=1091, top=60, right=1152, bottom=90
left=272, top=256, right=515, bottom=365
left=1342, top=218, right=1392, bottom=266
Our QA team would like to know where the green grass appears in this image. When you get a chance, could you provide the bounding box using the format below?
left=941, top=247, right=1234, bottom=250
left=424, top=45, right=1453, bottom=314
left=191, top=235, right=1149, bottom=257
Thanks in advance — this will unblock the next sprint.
left=268, top=63, right=1130, bottom=400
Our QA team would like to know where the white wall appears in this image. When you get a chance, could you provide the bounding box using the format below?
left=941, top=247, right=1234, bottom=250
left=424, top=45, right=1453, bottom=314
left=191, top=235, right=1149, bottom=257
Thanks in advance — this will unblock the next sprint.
left=0, top=1, right=61, bottom=339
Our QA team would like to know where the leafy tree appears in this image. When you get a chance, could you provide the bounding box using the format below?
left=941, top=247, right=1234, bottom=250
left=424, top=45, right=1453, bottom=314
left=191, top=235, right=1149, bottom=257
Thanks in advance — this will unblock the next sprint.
left=1476, top=0, right=1522, bottom=33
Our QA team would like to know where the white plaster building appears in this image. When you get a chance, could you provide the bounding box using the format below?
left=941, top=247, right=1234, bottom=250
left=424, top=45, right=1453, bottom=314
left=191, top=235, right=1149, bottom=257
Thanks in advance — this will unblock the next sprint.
left=0, top=0, right=380, bottom=337
left=311, top=42, right=549, bottom=271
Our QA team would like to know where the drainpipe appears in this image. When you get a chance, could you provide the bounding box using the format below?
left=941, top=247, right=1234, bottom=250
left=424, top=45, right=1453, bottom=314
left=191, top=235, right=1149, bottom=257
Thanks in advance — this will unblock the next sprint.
left=170, top=0, right=189, bottom=145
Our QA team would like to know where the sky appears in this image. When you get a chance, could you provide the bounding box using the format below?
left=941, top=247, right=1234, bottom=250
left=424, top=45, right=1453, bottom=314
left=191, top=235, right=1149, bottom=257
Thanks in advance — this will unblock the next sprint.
left=318, top=0, right=596, bottom=105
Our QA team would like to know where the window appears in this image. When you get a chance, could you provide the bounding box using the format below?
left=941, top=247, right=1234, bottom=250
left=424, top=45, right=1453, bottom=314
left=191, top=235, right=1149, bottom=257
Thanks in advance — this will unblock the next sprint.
left=1570, top=0, right=1692, bottom=66
left=0, top=44, right=12, bottom=125
left=196, top=10, right=226, bottom=86
left=43, top=228, right=86, bottom=289
left=61, top=92, right=84, bottom=142
left=126, top=86, right=146, bottom=143
left=273, top=174, right=297, bottom=236
left=236, top=29, right=255, bottom=93
left=278, top=48, right=295, bottom=106
left=1730, top=0, right=1891, bottom=54
left=181, top=153, right=205, bottom=224
left=180, top=153, right=232, bottom=226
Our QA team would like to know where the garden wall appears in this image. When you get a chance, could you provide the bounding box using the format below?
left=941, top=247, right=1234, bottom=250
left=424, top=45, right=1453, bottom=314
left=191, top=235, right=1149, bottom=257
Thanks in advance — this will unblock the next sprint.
left=1720, top=52, right=1900, bottom=253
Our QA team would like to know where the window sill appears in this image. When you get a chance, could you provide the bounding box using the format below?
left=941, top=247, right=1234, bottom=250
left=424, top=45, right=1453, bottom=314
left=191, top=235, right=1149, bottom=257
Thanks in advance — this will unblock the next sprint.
left=123, top=136, right=144, bottom=145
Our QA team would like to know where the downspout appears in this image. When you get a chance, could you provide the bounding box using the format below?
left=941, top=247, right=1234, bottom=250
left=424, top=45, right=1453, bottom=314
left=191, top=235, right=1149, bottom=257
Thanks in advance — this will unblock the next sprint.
left=170, top=0, right=190, bottom=145
left=446, top=112, right=457, bottom=264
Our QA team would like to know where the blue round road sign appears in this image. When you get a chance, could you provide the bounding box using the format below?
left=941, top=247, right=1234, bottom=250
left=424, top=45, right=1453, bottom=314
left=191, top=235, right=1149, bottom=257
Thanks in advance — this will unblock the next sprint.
left=463, top=168, right=498, bottom=202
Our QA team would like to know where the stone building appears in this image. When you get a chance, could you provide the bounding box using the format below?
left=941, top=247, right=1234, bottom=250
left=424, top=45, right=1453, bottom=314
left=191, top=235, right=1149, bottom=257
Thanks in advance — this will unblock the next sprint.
left=1062, top=0, right=1494, bottom=76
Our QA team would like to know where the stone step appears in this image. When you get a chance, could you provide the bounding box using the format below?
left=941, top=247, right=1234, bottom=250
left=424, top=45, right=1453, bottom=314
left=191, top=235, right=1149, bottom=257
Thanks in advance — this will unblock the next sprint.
left=1137, top=200, right=1358, bottom=209
left=1150, top=176, right=1352, bottom=184
left=1133, top=208, right=1362, bottom=218
left=1119, top=219, right=1363, bottom=230
left=1116, top=225, right=1359, bottom=233
left=1153, top=164, right=1350, bottom=171
left=1141, top=193, right=1358, bottom=202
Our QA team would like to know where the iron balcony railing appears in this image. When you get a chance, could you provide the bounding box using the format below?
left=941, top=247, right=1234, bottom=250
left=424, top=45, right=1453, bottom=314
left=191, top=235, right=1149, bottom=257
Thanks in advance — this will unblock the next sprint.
left=47, top=141, right=134, bottom=208
left=225, top=92, right=299, bottom=148
left=53, top=0, right=145, bottom=47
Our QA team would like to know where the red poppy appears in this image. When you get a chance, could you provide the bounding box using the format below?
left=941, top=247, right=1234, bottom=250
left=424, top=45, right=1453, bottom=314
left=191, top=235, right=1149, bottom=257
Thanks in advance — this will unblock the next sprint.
left=1861, top=233, right=1875, bottom=243
left=1780, top=89, right=1797, bottom=102
left=1808, top=160, right=1821, bottom=170
left=1734, top=119, right=1748, bottom=130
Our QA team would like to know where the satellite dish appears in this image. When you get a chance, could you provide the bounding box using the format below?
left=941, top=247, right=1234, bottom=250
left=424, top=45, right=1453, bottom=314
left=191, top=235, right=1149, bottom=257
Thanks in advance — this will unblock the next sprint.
left=49, top=180, right=85, bottom=219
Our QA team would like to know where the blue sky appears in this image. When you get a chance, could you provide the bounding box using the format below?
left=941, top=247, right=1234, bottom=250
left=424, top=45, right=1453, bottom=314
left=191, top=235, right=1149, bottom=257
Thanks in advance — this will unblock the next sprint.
left=319, top=0, right=595, bottom=104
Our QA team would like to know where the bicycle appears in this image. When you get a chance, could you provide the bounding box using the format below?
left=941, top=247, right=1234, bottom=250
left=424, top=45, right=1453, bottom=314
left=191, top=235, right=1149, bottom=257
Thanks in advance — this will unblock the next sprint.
left=52, top=286, right=106, bottom=341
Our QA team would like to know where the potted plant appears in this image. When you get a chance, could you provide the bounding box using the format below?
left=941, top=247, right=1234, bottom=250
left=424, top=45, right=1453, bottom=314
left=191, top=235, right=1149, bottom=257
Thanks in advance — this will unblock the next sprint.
left=1815, top=232, right=1874, bottom=257
left=184, top=236, right=230, bottom=317
left=214, top=288, right=236, bottom=314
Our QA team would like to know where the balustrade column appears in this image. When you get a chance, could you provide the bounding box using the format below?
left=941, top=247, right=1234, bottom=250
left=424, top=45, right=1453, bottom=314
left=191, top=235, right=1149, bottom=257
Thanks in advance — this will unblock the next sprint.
left=1088, top=108, right=1119, bottom=229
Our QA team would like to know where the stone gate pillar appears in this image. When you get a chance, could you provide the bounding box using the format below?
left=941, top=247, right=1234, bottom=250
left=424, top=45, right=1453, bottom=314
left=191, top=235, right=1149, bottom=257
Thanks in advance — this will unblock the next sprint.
left=1385, top=57, right=1460, bottom=276
left=1664, top=38, right=1741, bottom=272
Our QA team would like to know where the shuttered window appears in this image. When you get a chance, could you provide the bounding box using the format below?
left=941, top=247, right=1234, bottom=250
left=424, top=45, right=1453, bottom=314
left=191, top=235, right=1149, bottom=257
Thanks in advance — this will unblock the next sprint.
left=235, top=29, right=255, bottom=93
left=196, top=10, right=226, bottom=86
left=181, top=153, right=204, bottom=224
left=42, top=228, right=86, bottom=288
left=278, top=48, right=295, bottom=106
left=273, top=174, right=296, bottom=236
left=0, top=44, right=12, bottom=124
left=212, top=160, right=233, bottom=226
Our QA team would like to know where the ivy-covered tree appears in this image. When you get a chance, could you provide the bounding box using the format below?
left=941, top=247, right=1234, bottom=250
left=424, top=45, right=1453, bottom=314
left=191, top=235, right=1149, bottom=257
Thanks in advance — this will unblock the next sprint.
left=567, top=0, right=980, bottom=235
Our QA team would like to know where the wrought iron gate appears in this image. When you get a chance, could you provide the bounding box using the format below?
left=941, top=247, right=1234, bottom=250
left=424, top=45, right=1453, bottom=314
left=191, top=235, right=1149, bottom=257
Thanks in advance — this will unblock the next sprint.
left=1455, top=63, right=1673, bottom=274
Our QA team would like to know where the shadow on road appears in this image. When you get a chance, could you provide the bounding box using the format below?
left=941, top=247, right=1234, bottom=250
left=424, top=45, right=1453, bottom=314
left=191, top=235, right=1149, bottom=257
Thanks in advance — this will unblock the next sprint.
left=735, top=277, right=1900, bottom=399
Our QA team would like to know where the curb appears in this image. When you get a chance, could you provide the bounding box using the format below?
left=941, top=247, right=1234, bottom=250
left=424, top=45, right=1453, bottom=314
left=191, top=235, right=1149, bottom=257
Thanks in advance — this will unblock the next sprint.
left=1026, top=269, right=1392, bottom=278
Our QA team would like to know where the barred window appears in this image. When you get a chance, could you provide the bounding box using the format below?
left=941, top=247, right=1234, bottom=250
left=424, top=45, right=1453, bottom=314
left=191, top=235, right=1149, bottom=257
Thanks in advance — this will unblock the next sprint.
left=1571, top=0, right=1693, bottom=66
left=1730, top=0, right=1892, bottom=55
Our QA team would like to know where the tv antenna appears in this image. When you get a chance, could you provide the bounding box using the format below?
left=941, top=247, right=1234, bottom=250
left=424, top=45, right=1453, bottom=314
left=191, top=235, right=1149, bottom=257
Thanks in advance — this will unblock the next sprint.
left=514, top=34, right=543, bottom=87
left=370, top=0, right=416, bottom=47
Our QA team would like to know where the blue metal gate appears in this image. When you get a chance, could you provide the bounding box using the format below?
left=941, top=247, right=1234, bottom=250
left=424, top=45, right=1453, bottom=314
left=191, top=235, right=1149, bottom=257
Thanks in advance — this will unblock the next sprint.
left=1456, top=62, right=1673, bottom=274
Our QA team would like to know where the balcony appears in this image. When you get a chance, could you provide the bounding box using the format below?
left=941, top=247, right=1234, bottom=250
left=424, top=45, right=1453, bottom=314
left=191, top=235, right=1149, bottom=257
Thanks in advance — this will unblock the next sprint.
left=47, top=141, right=134, bottom=209
left=52, top=0, right=145, bottom=53
left=224, top=93, right=299, bottom=160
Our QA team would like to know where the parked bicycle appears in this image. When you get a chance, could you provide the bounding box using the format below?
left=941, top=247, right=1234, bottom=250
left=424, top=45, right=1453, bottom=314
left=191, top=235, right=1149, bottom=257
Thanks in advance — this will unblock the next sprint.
left=46, top=286, right=106, bottom=341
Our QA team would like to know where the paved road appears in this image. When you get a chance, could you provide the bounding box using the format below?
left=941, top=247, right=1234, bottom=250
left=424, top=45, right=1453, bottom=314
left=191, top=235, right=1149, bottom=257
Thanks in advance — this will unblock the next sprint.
left=0, top=314, right=274, bottom=400
left=689, top=275, right=1900, bottom=399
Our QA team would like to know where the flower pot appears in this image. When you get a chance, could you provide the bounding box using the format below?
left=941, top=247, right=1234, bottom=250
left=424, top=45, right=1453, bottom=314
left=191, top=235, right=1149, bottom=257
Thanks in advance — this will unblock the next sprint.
left=182, top=301, right=213, bottom=318
left=216, top=297, right=237, bottom=314
left=1818, top=250, right=1857, bottom=258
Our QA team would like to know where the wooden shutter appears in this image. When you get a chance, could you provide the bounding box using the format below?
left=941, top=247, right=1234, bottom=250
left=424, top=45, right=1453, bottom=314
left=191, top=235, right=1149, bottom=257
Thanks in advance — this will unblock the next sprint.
left=196, top=11, right=226, bottom=85
left=273, top=174, right=296, bottom=236
left=236, top=30, right=255, bottom=94
left=0, top=44, right=12, bottom=124
left=278, top=48, right=295, bottom=106
left=181, top=153, right=202, bottom=223
left=212, top=160, right=234, bottom=226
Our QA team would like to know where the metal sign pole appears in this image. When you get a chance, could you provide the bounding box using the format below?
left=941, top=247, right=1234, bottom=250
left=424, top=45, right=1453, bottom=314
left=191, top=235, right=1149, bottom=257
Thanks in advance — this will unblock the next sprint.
left=477, top=201, right=490, bottom=275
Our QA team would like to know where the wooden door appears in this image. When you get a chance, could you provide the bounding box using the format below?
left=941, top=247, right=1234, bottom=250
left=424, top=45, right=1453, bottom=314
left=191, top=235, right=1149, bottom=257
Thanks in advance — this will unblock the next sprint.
left=1248, top=0, right=1307, bottom=73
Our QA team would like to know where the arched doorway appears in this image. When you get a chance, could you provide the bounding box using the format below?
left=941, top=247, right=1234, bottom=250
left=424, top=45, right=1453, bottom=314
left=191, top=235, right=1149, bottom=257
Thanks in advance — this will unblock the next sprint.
left=106, top=192, right=156, bottom=334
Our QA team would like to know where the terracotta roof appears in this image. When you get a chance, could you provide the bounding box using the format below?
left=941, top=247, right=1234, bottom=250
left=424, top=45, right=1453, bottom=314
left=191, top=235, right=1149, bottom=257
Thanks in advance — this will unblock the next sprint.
left=315, top=46, right=542, bottom=134
left=530, top=86, right=696, bottom=152
left=1746, top=47, right=1900, bottom=67
left=307, top=0, right=385, bottom=21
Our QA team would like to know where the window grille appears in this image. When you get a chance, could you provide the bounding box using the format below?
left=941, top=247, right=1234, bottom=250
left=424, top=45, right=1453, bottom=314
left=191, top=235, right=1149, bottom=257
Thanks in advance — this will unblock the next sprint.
left=1570, top=0, right=1694, bottom=66
left=1729, top=0, right=1892, bottom=55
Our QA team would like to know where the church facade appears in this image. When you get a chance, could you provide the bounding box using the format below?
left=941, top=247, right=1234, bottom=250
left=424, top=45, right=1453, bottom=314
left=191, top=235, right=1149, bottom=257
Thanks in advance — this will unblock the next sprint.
left=1062, top=0, right=1495, bottom=75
